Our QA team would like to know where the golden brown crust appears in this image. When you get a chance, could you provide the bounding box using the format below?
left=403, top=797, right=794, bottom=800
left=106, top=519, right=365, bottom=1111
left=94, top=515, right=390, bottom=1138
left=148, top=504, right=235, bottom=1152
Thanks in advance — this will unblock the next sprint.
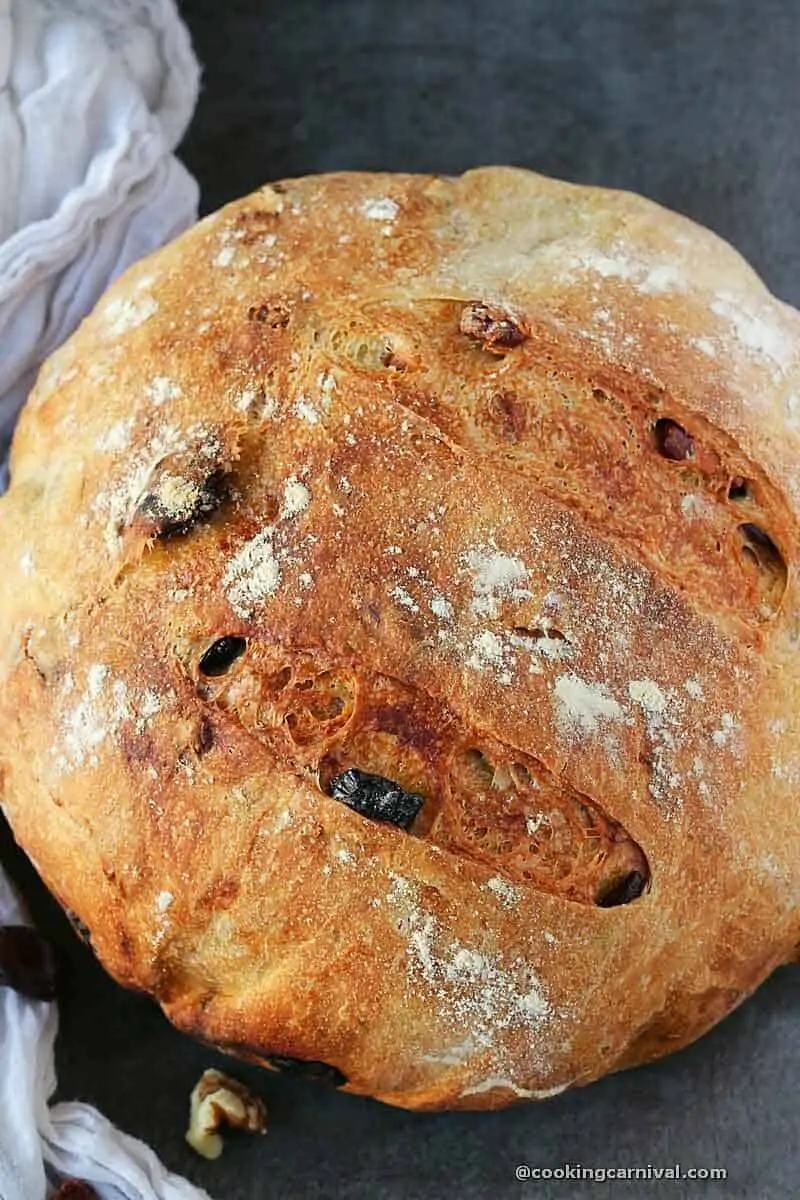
left=2, top=167, right=800, bottom=1109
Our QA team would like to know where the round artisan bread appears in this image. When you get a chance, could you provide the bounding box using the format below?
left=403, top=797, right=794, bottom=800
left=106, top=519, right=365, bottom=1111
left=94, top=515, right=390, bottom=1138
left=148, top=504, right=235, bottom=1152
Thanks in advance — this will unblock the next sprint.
left=1, top=167, right=799, bottom=1111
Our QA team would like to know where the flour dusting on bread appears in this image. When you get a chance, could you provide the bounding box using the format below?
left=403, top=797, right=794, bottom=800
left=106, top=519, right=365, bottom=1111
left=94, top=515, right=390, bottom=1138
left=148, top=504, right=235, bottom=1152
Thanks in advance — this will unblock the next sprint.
left=223, top=528, right=282, bottom=616
left=554, top=675, right=626, bottom=736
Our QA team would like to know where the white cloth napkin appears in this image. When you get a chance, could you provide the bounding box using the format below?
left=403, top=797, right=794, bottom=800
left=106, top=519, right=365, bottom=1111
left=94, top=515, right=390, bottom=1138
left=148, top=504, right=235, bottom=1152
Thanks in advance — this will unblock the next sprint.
left=0, top=2, right=214, bottom=1197
left=0, top=874, right=212, bottom=1200
left=0, top=0, right=201, bottom=489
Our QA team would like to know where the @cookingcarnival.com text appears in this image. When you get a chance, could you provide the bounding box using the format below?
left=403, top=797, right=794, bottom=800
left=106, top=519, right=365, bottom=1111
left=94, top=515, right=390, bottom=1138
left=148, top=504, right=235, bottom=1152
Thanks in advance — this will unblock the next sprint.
left=514, top=1162, right=727, bottom=1183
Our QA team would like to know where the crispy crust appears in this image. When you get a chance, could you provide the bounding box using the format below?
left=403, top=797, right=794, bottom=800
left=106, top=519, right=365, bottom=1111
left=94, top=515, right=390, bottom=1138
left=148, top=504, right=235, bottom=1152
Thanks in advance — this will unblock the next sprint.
left=2, top=167, right=800, bottom=1109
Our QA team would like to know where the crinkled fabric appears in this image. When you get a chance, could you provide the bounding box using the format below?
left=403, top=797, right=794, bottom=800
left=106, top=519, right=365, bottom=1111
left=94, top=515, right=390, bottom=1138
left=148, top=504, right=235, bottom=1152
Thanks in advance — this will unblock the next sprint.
left=0, top=872, right=212, bottom=1199
left=0, top=0, right=200, bottom=490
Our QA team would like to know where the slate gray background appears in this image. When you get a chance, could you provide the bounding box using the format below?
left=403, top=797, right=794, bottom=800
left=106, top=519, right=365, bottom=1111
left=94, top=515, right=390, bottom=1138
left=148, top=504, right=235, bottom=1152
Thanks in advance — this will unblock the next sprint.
left=2, top=1, right=799, bottom=1198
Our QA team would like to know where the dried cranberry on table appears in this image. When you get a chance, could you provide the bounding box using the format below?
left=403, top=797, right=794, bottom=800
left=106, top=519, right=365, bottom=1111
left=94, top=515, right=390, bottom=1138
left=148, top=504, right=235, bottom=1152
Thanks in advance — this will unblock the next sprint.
left=51, top=1180, right=98, bottom=1199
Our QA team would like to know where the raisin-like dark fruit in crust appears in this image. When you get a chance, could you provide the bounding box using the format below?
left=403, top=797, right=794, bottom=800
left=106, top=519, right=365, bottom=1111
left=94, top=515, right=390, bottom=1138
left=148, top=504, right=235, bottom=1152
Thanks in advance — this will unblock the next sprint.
left=64, top=910, right=91, bottom=945
left=654, top=418, right=694, bottom=461
left=328, top=768, right=424, bottom=830
left=596, top=870, right=647, bottom=907
left=267, top=1056, right=347, bottom=1087
left=135, top=468, right=227, bottom=539
left=199, top=636, right=247, bottom=676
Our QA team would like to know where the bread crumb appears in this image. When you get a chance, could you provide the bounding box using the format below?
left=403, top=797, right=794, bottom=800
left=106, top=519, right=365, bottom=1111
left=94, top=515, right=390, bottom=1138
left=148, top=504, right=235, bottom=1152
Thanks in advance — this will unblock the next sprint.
left=258, top=184, right=284, bottom=214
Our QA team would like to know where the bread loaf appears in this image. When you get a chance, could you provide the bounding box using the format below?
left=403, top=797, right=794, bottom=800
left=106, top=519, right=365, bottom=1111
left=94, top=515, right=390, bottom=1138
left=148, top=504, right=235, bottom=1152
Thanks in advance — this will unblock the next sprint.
left=1, top=167, right=799, bottom=1110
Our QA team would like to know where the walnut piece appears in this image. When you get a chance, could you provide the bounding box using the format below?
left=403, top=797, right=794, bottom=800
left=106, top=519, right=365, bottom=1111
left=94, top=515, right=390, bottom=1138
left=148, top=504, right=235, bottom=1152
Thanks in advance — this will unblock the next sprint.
left=185, top=1068, right=267, bottom=1160
left=459, top=300, right=529, bottom=352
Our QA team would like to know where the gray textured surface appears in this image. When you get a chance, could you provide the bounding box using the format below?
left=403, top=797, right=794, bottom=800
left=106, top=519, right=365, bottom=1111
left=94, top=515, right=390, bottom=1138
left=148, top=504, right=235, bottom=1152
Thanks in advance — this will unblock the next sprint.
left=4, top=1, right=800, bottom=1197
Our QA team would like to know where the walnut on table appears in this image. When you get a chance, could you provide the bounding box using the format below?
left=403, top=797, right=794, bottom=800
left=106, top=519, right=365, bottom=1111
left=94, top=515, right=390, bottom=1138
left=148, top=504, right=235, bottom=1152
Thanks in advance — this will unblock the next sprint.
left=185, top=1068, right=268, bottom=1160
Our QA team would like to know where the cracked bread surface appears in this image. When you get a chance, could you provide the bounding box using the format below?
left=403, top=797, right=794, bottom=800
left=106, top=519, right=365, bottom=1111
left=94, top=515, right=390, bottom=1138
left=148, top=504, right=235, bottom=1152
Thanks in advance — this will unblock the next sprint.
left=2, top=167, right=800, bottom=1109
